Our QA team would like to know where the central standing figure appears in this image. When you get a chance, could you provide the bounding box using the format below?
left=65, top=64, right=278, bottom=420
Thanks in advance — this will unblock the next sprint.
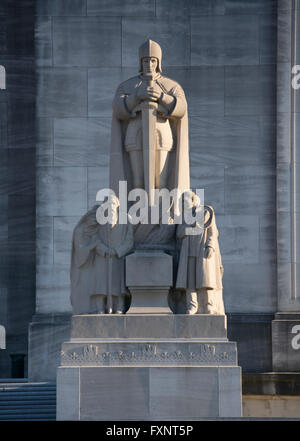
left=110, top=40, right=190, bottom=204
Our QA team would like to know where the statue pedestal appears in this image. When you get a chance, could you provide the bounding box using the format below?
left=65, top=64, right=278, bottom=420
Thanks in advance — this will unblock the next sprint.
left=56, top=314, right=242, bottom=420
left=126, top=251, right=173, bottom=314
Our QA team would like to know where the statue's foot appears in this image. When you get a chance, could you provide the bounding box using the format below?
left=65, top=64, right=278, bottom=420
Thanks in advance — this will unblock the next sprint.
left=205, top=306, right=218, bottom=314
left=186, top=306, right=198, bottom=315
left=115, top=309, right=123, bottom=315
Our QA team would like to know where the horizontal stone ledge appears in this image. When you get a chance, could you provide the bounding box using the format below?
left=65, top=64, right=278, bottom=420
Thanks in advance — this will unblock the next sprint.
left=60, top=340, right=237, bottom=367
left=70, top=313, right=227, bottom=339
left=243, top=373, right=300, bottom=396
left=274, top=312, right=300, bottom=320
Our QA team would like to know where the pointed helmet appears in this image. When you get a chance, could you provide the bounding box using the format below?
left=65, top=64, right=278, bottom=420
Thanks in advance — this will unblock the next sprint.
left=139, top=40, right=162, bottom=73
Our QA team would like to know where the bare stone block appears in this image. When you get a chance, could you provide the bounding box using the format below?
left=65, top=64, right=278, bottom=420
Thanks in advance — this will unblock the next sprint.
left=29, top=313, right=72, bottom=382
left=217, top=214, right=260, bottom=264
left=56, top=367, right=80, bottom=420
left=155, top=0, right=226, bottom=17
left=225, top=165, right=276, bottom=215
left=88, top=68, right=135, bottom=117
left=126, top=251, right=173, bottom=287
left=155, top=0, right=190, bottom=17
left=190, top=163, right=225, bottom=214
left=259, top=14, right=277, bottom=64
left=223, top=263, right=277, bottom=313
left=87, top=166, right=109, bottom=209
left=259, top=215, right=277, bottom=264
left=87, top=0, right=155, bottom=16
left=36, top=118, right=53, bottom=166
left=70, top=314, right=228, bottom=339
left=36, top=264, right=71, bottom=313
left=190, top=0, right=225, bottom=15
left=191, top=15, right=259, bottom=66
left=225, top=0, right=277, bottom=15
left=188, top=67, right=224, bottom=116
left=54, top=117, right=110, bottom=167
left=225, top=65, right=276, bottom=116
left=79, top=367, right=150, bottom=420
left=175, top=314, right=227, bottom=339
left=124, top=315, right=174, bottom=338
left=36, top=0, right=86, bottom=16
left=149, top=367, right=219, bottom=418
left=36, top=216, right=53, bottom=265
left=126, top=251, right=173, bottom=314
left=218, top=366, right=242, bottom=417
left=35, top=15, right=52, bottom=67
left=37, top=68, right=87, bottom=117
left=190, top=116, right=275, bottom=166
left=53, top=217, right=79, bottom=265
left=71, top=315, right=126, bottom=339
left=0, top=102, right=7, bottom=147
left=53, top=17, right=121, bottom=67
left=37, top=166, right=87, bottom=216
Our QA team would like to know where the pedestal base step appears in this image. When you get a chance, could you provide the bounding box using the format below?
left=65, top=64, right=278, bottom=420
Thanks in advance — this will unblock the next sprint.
left=57, top=365, right=242, bottom=420
left=71, top=314, right=227, bottom=339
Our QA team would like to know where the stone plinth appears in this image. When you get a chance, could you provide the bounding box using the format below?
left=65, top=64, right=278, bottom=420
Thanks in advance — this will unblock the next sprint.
left=57, top=314, right=242, bottom=420
left=126, top=251, right=173, bottom=314
left=70, top=314, right=228, bottom=339
left=272, top=312, right=300, bottom=371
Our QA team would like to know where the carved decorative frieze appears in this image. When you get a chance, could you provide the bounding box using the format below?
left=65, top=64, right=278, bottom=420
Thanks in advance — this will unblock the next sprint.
left=61, top=342, right=236, bottom=366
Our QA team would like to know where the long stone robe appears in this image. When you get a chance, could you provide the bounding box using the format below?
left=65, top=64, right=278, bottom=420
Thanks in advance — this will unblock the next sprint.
left=176, top=207, right=223, bottom=291
left=70, top=207, right=133, bottom=315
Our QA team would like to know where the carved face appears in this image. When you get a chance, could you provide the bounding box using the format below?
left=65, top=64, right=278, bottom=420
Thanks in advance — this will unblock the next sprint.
left=142, top=57, right=158, bottom=75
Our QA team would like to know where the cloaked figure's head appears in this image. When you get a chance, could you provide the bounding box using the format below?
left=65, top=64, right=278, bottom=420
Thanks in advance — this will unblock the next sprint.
left=139, top=40, right=162, bottom=75
left=183, top=191, right=201, bottom=210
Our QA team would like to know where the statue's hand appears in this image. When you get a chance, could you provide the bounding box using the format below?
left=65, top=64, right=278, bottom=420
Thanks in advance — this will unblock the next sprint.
left=135, top=83, right=150, bottom=102
left=145, top=86, right=162, bottom=102
left=205, top=246, right=214, bottom=259
left=135, top=83, right=161, bottom=102
left=108, top=248, right=118, bottom=258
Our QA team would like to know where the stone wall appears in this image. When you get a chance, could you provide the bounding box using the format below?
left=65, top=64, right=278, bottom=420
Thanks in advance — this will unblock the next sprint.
left=0, top=0, right=36, bottom=377
left=35, top=0, right=278, bottom=317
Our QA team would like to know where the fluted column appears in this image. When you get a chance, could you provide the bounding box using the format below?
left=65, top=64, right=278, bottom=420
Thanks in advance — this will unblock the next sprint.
left=272, top=0, right=300, bottom=371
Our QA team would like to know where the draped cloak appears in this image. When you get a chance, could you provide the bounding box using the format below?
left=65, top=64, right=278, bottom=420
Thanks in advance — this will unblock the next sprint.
left=109, top=74, right=190, bottom=199
left=70, top=206, right=133, bottom=315
left=176, top=207, right=224, bottom=291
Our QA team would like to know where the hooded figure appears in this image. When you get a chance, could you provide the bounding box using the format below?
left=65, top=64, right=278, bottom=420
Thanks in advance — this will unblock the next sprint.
left=176, top=197, right=224, bottom=315
left=109, top=39, right=190, bottom=203
left=70, top=198, right=134, bottom=315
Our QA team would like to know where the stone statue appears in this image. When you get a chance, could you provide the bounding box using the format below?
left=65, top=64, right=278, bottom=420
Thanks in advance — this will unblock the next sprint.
left=176, top=192, right=225, bottom=315
left=69, top=41, right=225, bottom=316
left=109, top=39, right=190, bottom=205
left=70, top=196, right=133, bottom=315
